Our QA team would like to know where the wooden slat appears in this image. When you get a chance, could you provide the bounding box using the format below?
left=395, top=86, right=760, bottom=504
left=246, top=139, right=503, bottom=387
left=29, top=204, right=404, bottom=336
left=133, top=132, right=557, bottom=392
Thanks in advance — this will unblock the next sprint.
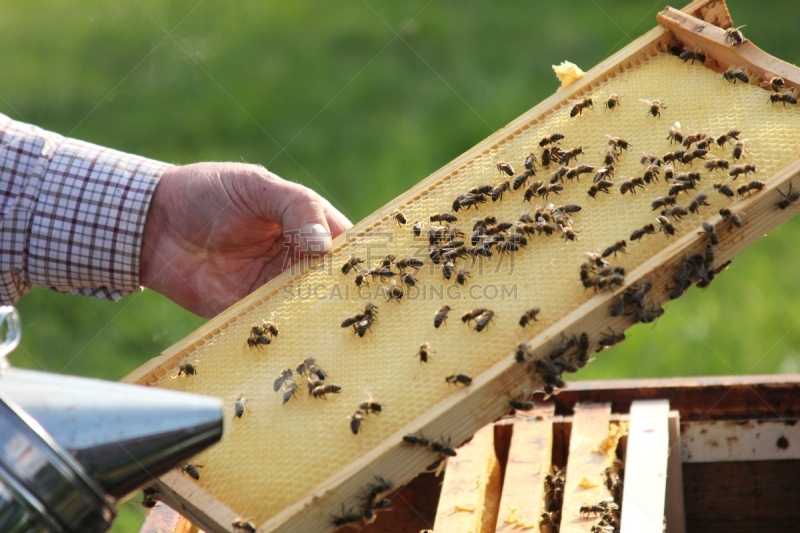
left=560, top=403, right=613, bottom=533
left=433, top=423, right=502, bottom=533
left=658, top=7, right=800, bottom=92
left=555, top=375, right=800, bottom=420
left=619, top=400, right=670, bottom=533
left=494, top=406, right=555, bottom=532
left=665, top=412, right=686, bottom=533
left=681, top=419, right=800, bottom=463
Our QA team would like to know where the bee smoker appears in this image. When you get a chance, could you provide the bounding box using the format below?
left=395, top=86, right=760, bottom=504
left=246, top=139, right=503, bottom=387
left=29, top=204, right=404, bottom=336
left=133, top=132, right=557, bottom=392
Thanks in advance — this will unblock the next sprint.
left=0, top=306, right=224, bottom=532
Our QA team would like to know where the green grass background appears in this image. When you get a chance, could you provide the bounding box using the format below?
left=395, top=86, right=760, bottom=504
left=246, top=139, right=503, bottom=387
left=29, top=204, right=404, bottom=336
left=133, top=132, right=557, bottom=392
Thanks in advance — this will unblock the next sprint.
left=1, top=1, right=799, bottom=530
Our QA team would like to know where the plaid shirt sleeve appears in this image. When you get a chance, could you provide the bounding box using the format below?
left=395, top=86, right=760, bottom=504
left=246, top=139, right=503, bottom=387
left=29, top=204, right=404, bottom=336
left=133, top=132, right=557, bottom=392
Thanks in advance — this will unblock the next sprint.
left=0, top=113, right=171, bottom=303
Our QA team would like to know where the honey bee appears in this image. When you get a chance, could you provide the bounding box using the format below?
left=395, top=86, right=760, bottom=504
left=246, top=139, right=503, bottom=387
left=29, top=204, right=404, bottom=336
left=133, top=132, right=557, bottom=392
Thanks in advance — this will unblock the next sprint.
left=455, top=266, right=470, bottom=285
left=360, top=398, right=383, bottom=415
left=704, top=158, right=729, bottom=172
left=515, top=342, right=531, bottom=363
left=603, top=148, right=618, bottom=167
left=234, top=395, right=248, bottom=419
left=666, top=122, right=684, bottom=144
left=311, top=383, right=342, bottom=398
left=580, top=501, right=619, bottom=518
left=181, top=463, right=204, bottom=480
left=719, top=207, right=743, bottom=228
left=232, top=518, right=257, bottom=533
left=341, top=255, right=365, bottom=275
left=282, top=381, right=298, bottom=404
left=392, top=211, right=407, bottom=225
left=606, top=136, right=631, bottom=151
left=742, top=180, right=765, bottom=196
left=509, top=397, right=535, bottom=411
left=385, top=281, right=404, bottom=302
left=441, top=261, right=454, bottom=280
left=651, top=196, right=676, bottom=211
left=469, top=184, right=494, bottom=195
left=497, top=162, right=515, bottom=176
left=559, top=147, right=584, bottom=166
left=729, top=164, right=756, bottom=179
left=558, top=203, right=583, bottom=214
left=686, top=192, right=709, bottom=214
left=403, top=434, right=430, bottom=448
left=445, top=373, right=472, bottom=386
left=724, top=25, right=746, bottom=46
left=732, top=139, right=747, bottom=160
left=430, top=212, right=457, bottom=223
left=540, top=183, right=564, bottom=200
left=541, top=147, right=555, bottom=168
left=723, top=67, right=749, bottom=83
left=604, top=94, right=621, bottom=110
left=350, top=410, right=364, bottom=435
left=354, top=274, right=369, bottom=288
left=642, top=164, right=661, bottom=184
left=619, top=178, right=644, bottom=195
left=588, top=180, right=613, bottom=198
left=715, top=129, right=741, bottom=146
left=512, top=170, right=534, bottom=190
left=369, top=267, right=396, bottom=281
left=713, top=182, right=735, bottom=198
left=566, top=164, right=595, bottom=181
left=763, top=75, right=787, bottom=93
left=417, top=342, right=433, bottom=363
left=523, top=152, right=539, bottom=170
left=396, top=258, right=424, bottom=271
left=539, top=133, right=565, bottom=147
left=273, top=368, right=294, bottom=392
left=662, top=150, right=685, bottom=164
left=177, top=362, right=196, bottom=377
left=519, top=307, right=541, bottom=327
left=679, top=47, right=706, bottom=64
left=429, top=438, right=458, bottom=457
left=602, top=240, right=627, bottom=258
left=400, top=272, right=417, bottom=287
left=640, top=98, right=666, bottom=117
left=412, top=221, right=423, bottom=237
left=635, top=305, right=665, bottom=323
left=550, top=165, right=569, bottom=184
left=682, top=130, right=708, bottom=148
left=777, top=183, right=800, bottom=209
left=474, top=310, right=496, bottom=332
left=699, top=222, right=719, bottom=245
left=497, top=240, right=520, bottom=254
left=462, top=308, right=489, bottom=324
left=491, top=181, right=511, bottom=201
left=657, top=216, right=676, bottom=236
left=570, top=98, right=594, bottom=117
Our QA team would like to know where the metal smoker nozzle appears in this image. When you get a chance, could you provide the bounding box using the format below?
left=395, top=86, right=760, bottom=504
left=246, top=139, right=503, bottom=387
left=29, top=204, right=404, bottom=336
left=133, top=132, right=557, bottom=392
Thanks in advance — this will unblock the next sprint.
left=0, top=307, right=225, bottom=532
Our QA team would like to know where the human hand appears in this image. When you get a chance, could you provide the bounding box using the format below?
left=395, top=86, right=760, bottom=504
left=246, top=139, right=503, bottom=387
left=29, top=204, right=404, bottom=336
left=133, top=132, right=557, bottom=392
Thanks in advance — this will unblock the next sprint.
left=139, top=162, right=352, bottom=318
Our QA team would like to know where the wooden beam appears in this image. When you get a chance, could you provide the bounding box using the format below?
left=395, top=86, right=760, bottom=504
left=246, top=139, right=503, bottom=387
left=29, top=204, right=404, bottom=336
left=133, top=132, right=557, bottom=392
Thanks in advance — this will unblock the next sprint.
left=619, top=400, right=670, bottom=533
left=665, top=412, right=686, bottom=533
left=554, top=375, right=800, bottom=420
left=494, top=406, right=555, bottom=532
left=560, top=403, right=614, bottom=533
left=681, top=419, right=800, bottom=462
left=433, top=423, right=502, bottom=533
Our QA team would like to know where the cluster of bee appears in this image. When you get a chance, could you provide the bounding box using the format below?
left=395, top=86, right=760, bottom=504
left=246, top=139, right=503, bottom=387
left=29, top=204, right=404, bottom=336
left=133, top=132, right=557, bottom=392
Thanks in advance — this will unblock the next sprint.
left=516, top=331, right=590, bottom=399
left=580, top=500, right=620, bottom=533
left=141, top=486, right=159, bottom=509
left=247, top=319, right=279, bottom=349
left=461, top=307, right=496, bottom=332
left=669, top=245, right=731, bottom=300
left=608, top=282, right=654, bottom=324
left=349, top=397, right=382, bottom=435
left=403, top=434, right=458, bottom=459
left=603, top=461, right=625, bottom=506
left=331, top=477, right=396, bottom=527
left=341, top=252, right=423, bottom=299
left=580, top=253, right=626, bottom=292
left=341, top=302, right=378, bottom=337
left=539, top=467, right=566, bottom=532
left=274, top=357, right=338, bottom=404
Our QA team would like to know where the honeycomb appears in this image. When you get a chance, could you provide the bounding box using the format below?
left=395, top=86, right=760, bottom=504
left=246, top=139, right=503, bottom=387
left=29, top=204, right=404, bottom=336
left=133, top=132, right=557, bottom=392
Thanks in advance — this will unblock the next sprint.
left=144, top=50, right=800, bottom=526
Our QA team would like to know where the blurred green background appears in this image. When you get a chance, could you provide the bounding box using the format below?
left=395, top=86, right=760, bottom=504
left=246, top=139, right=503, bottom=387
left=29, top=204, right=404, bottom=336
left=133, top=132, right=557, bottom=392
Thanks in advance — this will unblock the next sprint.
left=1, top=0, right=799, bottom=530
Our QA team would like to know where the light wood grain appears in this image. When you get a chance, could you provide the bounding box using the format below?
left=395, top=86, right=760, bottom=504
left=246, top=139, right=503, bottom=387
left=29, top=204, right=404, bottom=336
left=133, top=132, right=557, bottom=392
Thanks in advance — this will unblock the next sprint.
left=559, top=403, right=613, bottom=533
left=433, top=424, right=501, bottom=533
left=494, top=406, right=555, bottom=533
left=665, top=412, right=686, bottom=533
left=619, top=400, right=670, bottom=533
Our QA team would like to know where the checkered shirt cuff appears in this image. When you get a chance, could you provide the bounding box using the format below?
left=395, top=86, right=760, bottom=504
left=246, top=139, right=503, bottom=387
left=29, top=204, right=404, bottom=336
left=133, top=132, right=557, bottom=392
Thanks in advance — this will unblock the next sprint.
left=0, top=113, right=170, bottom=302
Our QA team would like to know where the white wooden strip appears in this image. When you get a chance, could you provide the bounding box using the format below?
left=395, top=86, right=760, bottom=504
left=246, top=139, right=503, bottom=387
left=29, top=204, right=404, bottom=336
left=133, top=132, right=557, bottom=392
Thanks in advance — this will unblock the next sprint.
left=619, top=400, right=670, bottom=533
left=680, top=419, right=800, bottom=463
left=664, top=411, right=686, bottom=533
left=560, top=402, right=613, bottom=533
left=434, top=423, right=501, bottom=533
left=494, top=406, right=555, bottom=532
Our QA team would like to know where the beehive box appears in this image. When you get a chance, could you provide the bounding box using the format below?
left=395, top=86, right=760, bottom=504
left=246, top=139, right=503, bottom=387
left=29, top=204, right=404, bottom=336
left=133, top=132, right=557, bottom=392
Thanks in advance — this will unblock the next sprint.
left=125, top=1, right=800, bottom=531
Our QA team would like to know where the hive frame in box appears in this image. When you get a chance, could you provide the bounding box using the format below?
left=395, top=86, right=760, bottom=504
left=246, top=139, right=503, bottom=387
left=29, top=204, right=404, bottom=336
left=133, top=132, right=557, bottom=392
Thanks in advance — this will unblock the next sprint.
left=125, top=1, right=800, bottom=531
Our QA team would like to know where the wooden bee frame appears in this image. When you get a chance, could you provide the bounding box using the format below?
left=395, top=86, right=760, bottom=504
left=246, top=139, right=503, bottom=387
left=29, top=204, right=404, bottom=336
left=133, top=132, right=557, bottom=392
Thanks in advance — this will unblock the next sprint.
left=127, top=1, right=800, bottom=531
